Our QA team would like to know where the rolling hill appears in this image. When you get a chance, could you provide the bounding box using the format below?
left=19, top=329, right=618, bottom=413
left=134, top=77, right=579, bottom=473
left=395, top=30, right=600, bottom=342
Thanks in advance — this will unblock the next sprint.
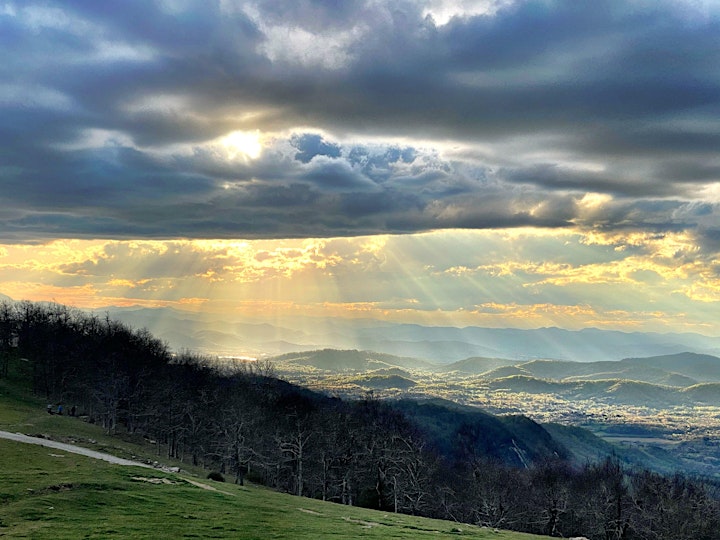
left=481, top=365, right=533, bottom=379
left=487, top=375, right=720, bottom=407
left=475, top=353, right=720, bottom=387
left=436, top=356, right=519, bottom=374
left=621, top=352, right=720, bottom=382
left=272, top=349, right=434, bottom=372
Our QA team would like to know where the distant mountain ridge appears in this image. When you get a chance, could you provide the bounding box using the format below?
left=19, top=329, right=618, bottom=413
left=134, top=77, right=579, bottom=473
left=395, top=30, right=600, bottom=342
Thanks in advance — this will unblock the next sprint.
left=3, top=297, right=717, bottom=362
left=94, top=305, right=720, bottom=363
left=274, top=349, right=720, bottom=387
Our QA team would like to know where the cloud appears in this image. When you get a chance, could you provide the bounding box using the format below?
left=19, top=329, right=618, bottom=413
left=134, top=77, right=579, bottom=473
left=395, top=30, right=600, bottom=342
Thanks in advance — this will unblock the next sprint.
left=3, top=230, right=718, bottom=332
left=0, top=0, right=719, bottom=265
left=291, top=133, right=342, bottom=163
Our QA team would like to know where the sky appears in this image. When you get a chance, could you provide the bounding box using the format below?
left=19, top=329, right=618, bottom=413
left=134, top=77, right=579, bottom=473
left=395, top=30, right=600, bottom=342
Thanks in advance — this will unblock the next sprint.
left=1, top=0, right=720, bottom=336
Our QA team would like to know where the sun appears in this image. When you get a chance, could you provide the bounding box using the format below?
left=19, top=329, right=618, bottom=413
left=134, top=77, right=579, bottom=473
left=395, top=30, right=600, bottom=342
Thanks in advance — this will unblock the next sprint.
left=222, top=130, right=262, bottom=160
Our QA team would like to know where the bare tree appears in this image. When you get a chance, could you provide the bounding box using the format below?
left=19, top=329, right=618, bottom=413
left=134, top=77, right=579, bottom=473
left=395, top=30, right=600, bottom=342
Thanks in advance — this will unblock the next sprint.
left=529, top=458, right=573, bottom=537
left=576, top=458, right=632, bottom=540
left=278, top=413, right=313, bottom=496
left=388, top=434, right=437, bottom=516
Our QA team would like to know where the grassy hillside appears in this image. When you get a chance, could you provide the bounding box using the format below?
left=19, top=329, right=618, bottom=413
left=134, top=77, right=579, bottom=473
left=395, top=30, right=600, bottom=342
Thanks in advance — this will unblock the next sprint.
left=0, top=369, right=547, bottom=540
left=0, top=438, right=550, bottom=540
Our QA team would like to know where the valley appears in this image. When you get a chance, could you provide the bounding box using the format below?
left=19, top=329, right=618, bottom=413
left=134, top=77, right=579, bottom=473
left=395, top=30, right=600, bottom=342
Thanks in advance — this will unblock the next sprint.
left=103, top=307, right=720, bottom=476
left=271, top=350, right=720, bottom=478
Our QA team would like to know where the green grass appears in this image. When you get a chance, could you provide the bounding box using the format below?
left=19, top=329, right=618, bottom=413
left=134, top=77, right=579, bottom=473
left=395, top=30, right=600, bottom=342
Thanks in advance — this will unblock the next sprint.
left=0, top=365, right=549, bottom=539
left=0, top=439, right=549, bottom=540
left=0, top=364, right=193, bottom=473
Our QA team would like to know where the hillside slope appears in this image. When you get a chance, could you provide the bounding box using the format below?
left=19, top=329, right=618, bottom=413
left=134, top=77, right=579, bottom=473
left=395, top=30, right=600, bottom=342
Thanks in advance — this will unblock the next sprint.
left=0, top=438, right=544, bottom=540
left=391, top=398, right=569, bottom=467
left=0, top=374, right=546, bottom=540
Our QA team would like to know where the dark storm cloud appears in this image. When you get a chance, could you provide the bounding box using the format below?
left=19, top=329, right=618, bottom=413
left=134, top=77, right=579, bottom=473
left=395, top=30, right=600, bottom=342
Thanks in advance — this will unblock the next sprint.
left=498, top=164, right=684, bottom=198
left=1, top=0, right=719, bottom=246
left=6, top=145, right=215, bottom=211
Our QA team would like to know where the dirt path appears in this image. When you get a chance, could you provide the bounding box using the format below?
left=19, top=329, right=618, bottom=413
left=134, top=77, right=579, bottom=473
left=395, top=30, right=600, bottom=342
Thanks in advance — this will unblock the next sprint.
left=0, top=430, right=154, bottom=467
left=0, top=430, right=234, bottom=494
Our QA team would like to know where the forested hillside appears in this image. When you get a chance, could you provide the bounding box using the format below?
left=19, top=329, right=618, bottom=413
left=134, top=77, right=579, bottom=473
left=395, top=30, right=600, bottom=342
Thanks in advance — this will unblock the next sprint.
left=2, top=301, right=720, bottom=539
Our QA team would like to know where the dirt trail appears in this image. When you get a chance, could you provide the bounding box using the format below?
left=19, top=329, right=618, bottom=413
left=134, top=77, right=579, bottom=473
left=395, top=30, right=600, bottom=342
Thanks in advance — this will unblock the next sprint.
left=0, top=430, right=233, bottom=494
left=0, top=430, right=153, bottom=467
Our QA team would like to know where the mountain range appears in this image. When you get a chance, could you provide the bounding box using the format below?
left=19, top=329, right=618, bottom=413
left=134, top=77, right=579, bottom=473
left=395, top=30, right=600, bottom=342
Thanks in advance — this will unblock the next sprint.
left=274, top=349, right=720, bottom=383
left=97, top=305, right=720, bottom=363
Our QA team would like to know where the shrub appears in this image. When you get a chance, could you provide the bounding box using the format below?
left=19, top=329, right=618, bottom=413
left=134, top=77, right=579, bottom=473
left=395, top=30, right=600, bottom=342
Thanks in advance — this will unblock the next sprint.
left=207, top=471, right=225, bottom=482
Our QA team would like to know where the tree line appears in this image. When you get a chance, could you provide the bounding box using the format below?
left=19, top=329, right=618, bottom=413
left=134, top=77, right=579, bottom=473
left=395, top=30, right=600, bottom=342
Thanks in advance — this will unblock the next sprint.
left=1, top=300, right=719, bottom=539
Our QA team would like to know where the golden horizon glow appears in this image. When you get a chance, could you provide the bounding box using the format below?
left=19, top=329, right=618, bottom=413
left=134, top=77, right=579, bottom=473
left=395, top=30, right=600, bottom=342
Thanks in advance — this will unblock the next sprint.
left=0, top=230, right=718, bottom=336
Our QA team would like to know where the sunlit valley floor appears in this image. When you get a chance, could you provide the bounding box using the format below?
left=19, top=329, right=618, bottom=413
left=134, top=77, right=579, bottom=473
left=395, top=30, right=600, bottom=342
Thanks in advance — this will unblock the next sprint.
left=270, top=349, right=720, bottom=478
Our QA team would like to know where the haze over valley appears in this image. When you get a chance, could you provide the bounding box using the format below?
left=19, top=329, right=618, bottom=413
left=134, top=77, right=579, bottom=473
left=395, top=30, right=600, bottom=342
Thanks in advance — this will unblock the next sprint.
left=104, top=305, right=720, bottom=363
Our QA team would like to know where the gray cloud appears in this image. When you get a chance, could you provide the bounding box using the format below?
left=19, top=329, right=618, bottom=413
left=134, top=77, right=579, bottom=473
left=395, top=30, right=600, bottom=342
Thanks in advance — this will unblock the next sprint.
left=497, top=164, right=683, bottom=198
left=291, top=134, right=342, bottom=163
left=1, top=0, right=719, bottom=252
